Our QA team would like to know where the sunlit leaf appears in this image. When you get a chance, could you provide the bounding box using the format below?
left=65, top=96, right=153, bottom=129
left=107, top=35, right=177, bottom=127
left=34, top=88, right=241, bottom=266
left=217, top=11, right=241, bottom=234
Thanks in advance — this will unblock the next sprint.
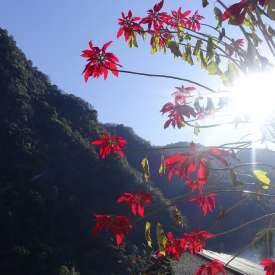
left=170, top=206, right=186, bottom=228
left=193, top=39, right=203, bottom=57
left=206, top=37, right=216, bottom=60
left=253, top=170, right=271, bottom=189
left=194, top=125, right=201, bottom=136
left=156, top=223, right=167, bottom=256
left=167, top=40, right=181, bottom=57
left=159, top=155, right=166, bottom=176
left=141, top=158, right=150, bottom=182
left=145, top=221, right=152, bottom=248
left=207, top=62, right=221, bottom=75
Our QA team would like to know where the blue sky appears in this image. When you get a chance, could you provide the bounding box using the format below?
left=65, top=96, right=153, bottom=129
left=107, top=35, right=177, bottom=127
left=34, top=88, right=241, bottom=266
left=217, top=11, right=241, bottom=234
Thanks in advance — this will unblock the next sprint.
left=1, top=0, right=249, bottom=146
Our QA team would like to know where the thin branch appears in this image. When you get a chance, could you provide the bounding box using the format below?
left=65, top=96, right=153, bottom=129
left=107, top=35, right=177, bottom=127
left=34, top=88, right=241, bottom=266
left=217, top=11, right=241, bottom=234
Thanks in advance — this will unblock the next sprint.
left=215, top=212, right=275, bottom=237
left=107, top=67, right=217, bottom=93
left=210, top=162, right=275, bottom=171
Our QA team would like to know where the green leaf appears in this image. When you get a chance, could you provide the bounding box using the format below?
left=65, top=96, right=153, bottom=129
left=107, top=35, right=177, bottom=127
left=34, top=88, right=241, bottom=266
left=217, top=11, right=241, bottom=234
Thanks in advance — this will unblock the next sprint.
left=182, top=44, right=193, bottom=65
left=254, top=170, right=271, bottom=189
left=167, top=40, right=181, bottom=57
left=127, top=35, right=138, bottom=48
left=202, top=0, right=209, bottom=7
left=145, top=221, right=152, bottom=248
left=193, top=39, right=203, bottom=57
left=156, top=223, right=167, bottom=256
left=206, top=37, right=216, bottom=60
left=207, top=62, right=221, bottom=75
left=214, top=7, right=223, bottom=27
left=199, top=50, right=207, bottom=69
left=221, top=63, right=239, bottom=84
left=141, top=158, right=150, bottom=182
left=243, top=18, right=255, bottom=32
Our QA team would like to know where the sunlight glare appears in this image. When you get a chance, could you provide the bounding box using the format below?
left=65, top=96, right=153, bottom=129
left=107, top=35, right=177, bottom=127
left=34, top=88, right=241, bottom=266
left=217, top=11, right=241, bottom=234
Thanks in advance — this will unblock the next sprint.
left=229, top=69, right=275, bottom=128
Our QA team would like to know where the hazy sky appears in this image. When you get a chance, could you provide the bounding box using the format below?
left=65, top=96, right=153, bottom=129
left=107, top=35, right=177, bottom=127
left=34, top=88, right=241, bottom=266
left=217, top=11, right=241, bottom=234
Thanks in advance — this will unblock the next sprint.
left=1, top=0, right=249, bottom=146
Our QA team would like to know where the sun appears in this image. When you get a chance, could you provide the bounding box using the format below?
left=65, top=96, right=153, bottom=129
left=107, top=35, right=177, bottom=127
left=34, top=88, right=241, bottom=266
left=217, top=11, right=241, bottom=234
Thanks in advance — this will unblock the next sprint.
left=228, top=68, right=275, bottom=128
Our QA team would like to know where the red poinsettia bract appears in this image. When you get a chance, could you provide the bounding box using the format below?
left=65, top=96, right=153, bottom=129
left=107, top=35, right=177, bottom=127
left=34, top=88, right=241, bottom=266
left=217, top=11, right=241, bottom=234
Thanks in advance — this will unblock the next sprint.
left=169, top=7, right=191, bottom=29
left=182, top=230, right=215, bottom=254
left=190, top=193, right=217, bottom=216
left=195, top=259, right=225, bottom=275
left=206, top=147, right=234, bottom=166
left=260, top=258, right=275, bottom=275
left=81, top=40, right=120, bottom=81
left=140, top=0, right=170, bottom=33
left=186, top=158, right=209, bottom=192
left=163, top=144, right=209, bottom=191
left=222, top=0, right=253, bottom=24
left=116, top=192, right=153, bottom=217
left=161, top=102, right=196, bottom=129
left=171, top=85, right=196, bottom=105
left=117, top=10, right=142, bottom=42
left=92, top=214, right=132, bottom=247
left=186, top=10, right=204, bottom=31
left=165, top=232, right=185, bottom=260
left=91, top=133, right=127, bottom=159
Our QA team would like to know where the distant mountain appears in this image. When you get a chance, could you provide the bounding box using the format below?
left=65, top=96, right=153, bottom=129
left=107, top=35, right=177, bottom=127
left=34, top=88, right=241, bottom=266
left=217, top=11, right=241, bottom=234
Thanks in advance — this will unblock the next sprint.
left=1, top=27, right=275, bottom=275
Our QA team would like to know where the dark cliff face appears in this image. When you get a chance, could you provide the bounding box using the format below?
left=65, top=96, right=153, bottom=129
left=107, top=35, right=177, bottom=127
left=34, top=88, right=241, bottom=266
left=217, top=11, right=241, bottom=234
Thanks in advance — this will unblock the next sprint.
left=0, top=28, right=170, bottom=275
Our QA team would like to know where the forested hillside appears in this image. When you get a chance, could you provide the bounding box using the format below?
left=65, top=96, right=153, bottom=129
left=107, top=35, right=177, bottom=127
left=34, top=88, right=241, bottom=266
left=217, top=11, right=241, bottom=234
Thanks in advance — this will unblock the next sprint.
left=1, top=28, right=275, bottom=275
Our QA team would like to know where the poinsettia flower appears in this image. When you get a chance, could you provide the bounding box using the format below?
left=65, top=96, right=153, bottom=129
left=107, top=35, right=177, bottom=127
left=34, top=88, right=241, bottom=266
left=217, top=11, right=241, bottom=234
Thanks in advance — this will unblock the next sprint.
left=260, top=258, right=275, bottom=275
left=91, top=133, right=127, bottom=159
left=117, top=10, right=142, bottom=42
left=169, top=7, right=191, bottom=29
left=186, top=159, right=209, bottom=192
left=190, top=192, right=217, bottom=216
left=226, top=38, right=244, bottom=56
left=81, top=40, right=120, bottom=81
left=116, top=192, right=153, bottom=217
left=182, top=230, right=215, bottom=254
left=161, top=102, right=196, bottom=129
left=195, top=259, right=225, bottom=275
left=140, top=0, right=170, bottom=33
left=163, top=144, right=209, bottom=191
left=259, top=0, right=270, bottom=6
left=186, top=10, right=204, bottom=31
left=222, top=0, right=254, bottom=24
left=206, top=147, right=232, bottom=166
left=150, top=28, right=172, bottom=50
left=165, top=232, right=185, bottom=260
left=171, top=85, right=196, bottom=105
left=92, top=214, right=132, bottom=247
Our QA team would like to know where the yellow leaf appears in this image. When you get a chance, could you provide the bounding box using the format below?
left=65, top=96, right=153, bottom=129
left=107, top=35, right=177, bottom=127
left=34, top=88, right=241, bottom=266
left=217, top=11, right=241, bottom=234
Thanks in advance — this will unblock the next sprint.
left=141, top=158, right=150, bottom=182
left=253, top=170, right=271, bottom=189
left=145, top=222, right=152, bottom=248
left=156, top=223, right=167, bottom=256
left=194, top=125, right=200, bottom=136
left=159, top=155, right=166, bottom=176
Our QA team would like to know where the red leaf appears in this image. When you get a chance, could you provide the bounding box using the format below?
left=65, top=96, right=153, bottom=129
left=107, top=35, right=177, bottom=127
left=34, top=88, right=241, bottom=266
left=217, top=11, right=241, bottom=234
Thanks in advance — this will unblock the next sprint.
left=91, top=133, right=126, bottom=159
left=116, top=192, right=153, bottom=217
left=195, top=259, right=225, bottom=275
